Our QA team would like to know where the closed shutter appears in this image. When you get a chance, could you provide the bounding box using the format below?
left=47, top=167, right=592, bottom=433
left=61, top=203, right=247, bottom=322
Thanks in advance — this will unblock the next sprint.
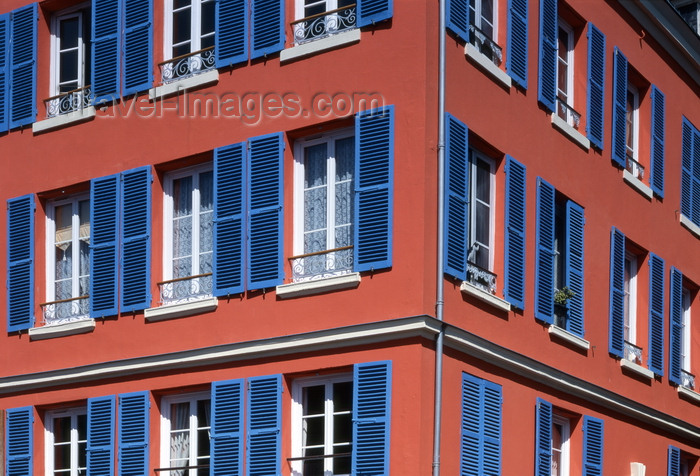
left=565, top=201, right=585, bottom=337
left=92, top=0, right=121, bottom=104
left=87, top=396, right=115, bottom=476
left=444, top=113, right=469, bottom=281
left=247, top=375, right=282, bottom=476
left=7, top=195, right=34, bottom=332
left=504, top=156, right=526, bottom=308
left=6, top=407, right=32, bottom=476
left=247, top=133, right=284, bottom=290
left=460, top=373, right=501, bottom=476
left=90, top=174, right=120, bottom=317
left=608, top=227, right=625, bottom=358
left=211, top=379, right=244, bottom=476
left=648, top=253, right=665, bottom=375
left=9, top=3, right=37, bottom=129
left=537, top=0, right=557, bottom=112
left=216, top=0, right=248, bottom=67
left=353, top=361, right=392, bottom=475
left=611, top=47, right=628, bottom=167
left=481, top=380, right=501, bottom=475
left=650, top=85, right=665, bottom=197
left=534, top=178, right=555, bottom=324
left=122, top=0, right=152, bottom=95
left=0, top=13, right=9, bottom=132
left=446, top=0, right=469, bottom=42
left=250, top=0, right=284, bottom=59
left=669, top=267, right=683, bottom=385
left=507, top=0, right=528, bottom=89
left=214, top=142, right=246, bottom=295
left=680, top=119, right=693, bottom=220
left=354, top=106, right=394, bottom=272
left=357, top=0, right=393, bottom=27
left=534, top=398, right=552, bottom=476
left=586, top=23, right=605, bottom=150
left=668, top=446, right=681, bottom=476
left=582, top=416, right=604, bottom=476
left=118, top=391, right=149, bottom=476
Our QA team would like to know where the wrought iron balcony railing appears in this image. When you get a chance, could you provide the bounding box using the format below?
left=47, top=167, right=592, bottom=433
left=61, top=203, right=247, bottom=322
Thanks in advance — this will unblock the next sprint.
left=292, top=4, right=356, bottom=44
left=154, top=464, right=210, bottom=475
left=469, top=24, right=503, bottom=66
left=159, top=47, right=216, bottom=84
left=625, top=154, right=645, bottom=180
left=681, top=369, right=695, bottom=390
left=289, top=246, right=354, bottom=281
left=466, top=261, right=497, bottom=294
left=556, top=97, right=581, bottom=129
left=44, top=86, right=94, bottom=118
left=40, top=295, right=90, bottom=326
left=624, top=340, right=643, bottom=365
left=158, top=273, right=213, bottom=306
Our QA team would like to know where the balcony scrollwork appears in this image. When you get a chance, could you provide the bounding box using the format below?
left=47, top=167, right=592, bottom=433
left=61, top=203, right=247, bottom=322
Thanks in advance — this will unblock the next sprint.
left=556, top=97, right=582, bottom=129
left=292, top=4, right=356, bottom=44
left=466, top=261, right=497, bottom=295
left=289, top=246, right=354, bottom=282
left=40, top=295, right=90, bottom=326
left=44, top=86, right=94, bottom=118
left=681, top=370, right=695, bottom=390
left=158, top=273, right=213, bottom=306
left=625, top=154, right=645, bottom=180
left=624, top=340, right=643, bottom=365
left=159, top=47, right=216, bottom=84
left=469, top=24, right=503, bottom=66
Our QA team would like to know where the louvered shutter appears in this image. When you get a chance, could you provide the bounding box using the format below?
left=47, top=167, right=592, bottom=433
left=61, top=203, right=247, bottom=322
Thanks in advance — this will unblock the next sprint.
left=0, top=13, right=9, bottom=132
left=216, top=0, right=248, bottom=67
left=247, top=375, right=281, bottom=476
left=247, top=133, right=284, bottom=290
left=92, top=0, right=121, bottom=104
left=507, top=0, right=528, bottom=89
left=693, top=127, right=700, bottom=225
left=680, top=118, right=699, bottom=224
left=669, top=267, right=683, bottom=385
left=6, top=407, right=32, bottom=476
left=582, top=416, right=604, bottom=476
left=650, top=85, right=665, bottom=197
left=534, top=398, right=552, bottom=476
left=9, top=3, right=37, bottom=129
left=7, top=195, right=34, bottom=332
left=482, top=380, right=502, bottom=475
left=90, top=174, right=120, bottom=317
left=668, top=446, right=680, bottom=476
left=354, top=106, right=394, bottom=272
left=586, top=23, right=605, bottom=150
left=118, top=391, right=149, bottom=476
left=611, top=47, right=628, bottom=167
left=537, top=0, right=557, bottom=112
left=565, top=201, right=585, bottom=337
left=122, top=0, right=152, bottom=95
left=460, top=373, right=501, bottom=476
left=120, top=167, right=151, bottom=312
left=357, top=0, right=393, bottom=27
left=87, top=396, right=115, bottom=476
left=214, top=142, right=246, bottom=295
left=504, top=156, right=526, bottom=309
left=211, top=379, right=244, bottom=476
left=250, top=0, right=284, bottom=59
left=446, top=0, right=469, bottom=42
left=444, top=113, right=469, bottom=281
left=648, top=253, right=665, bottom=375
left=353, top=361, right=391, bottom=475
left=535, top=179, right=555, bottom=324
left=608, top=227, right=625, bottom=358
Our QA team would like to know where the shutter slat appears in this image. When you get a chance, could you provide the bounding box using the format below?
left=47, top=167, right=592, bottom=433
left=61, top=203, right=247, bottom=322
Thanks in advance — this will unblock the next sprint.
left=247, top=375, right=281, bottom=476
left=353, top=361, right=391, bottom=475
left=0, top=14, right=10, bottom=132
left=650, top=85, right=665, bottom=197
left=250, top=0, right=284, bottom=59
left=216, top=0, right=248, bottom=67
left=648, top=253, right=665, bottom=375
left=535, top=179, right=555, bottom=324
left=118, top=391, right=149, bottom=476
left=9, top=3, right=37, bottom=129
left=7, top=195, right=34, bottom=332
left=444, top=113, right=469, bottom=281
left=611, top=47, right=628, bottom=167
left=586, top=23, right=605, bottom=150
left=507, top=0, right=528, bottom=88
left=535, top=398, right=552, bottom=476
left=92, top=0, right=121, bottom=104
left=504, top=156, right=526, bottom=308
left=537, top=0, right=557, bottom=112
left=357, top=0, right=393, bottom=27
left=583, top=416, right=604, bottom=476
left=669, top=267, right=683, bottom=385
left=681, top=118, right=694, bottom=220
left=565, top=201, right=585, bottom=337
left=446, top=0, right=469, bottom=42
left=609, top=227, right=625, bottom=358
left=211, top=379, right=244, bottom=476
left=88, top=396, right=115, bottom=476
left=122, top=0, right=152, bottom=95
left=6, top=407, right=33, bottom=476
left=668, top=446, right=681, bottom=476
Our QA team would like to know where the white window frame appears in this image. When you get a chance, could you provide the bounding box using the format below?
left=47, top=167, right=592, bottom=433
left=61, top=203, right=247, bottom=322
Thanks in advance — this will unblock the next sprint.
left=468, top=150, right=496, bottom=272
left=45, top=407, right=87, bottom=476
left=164, top=0, right=215, bottom=61
left=557, top=18, right=575, bottom=126
left=50, top=5, right=89, bottom=97
left=624, top=251, right=638, bottom=346
left=159, top=391, right=211, bottom=474
left=681, top=288, right=692, bottom=372
left=625, top=84, right=640, bottom=163
left=551, top=415, right=570, bottom=476
left=469, top=0, right=498, bottom=41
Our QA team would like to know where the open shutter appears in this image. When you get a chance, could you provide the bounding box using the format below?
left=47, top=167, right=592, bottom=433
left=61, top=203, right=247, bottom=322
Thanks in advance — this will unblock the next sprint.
left=611, top=47, right=628, bottom=167
left=6, top=407, right=32, bottom=476
left=446, top=0, right=469, bottom=42
left=353, top=361, right=392, bottom=475
left=92, top=0, right=121, bottom=104
left=357, top=0, right=393, bottom=27
left=122, top=0, right=152, bottom=95
left=648, top=253, right=665, bottom=375
left=90, top=174, right=120, bottom=317
left=583, top=416, right=604, bottom=476
left=7, top=195, right=34, bottom=332
left=9, top=3, right=37, bottom=129
left=537, top=0, right=557, bottom=112
left=460, top=373, right=501, bottom=476
left=250, top=0, right=284, bottom=59
left=120, top=167, right=152, bottom=312
left=0, top=13, right=9, bottom=132
left=214, top=142, right=246, bottom=296
left=87, top=396, right=115, bottom=476
left=211, top=379, right=244, bottom=476
left=609, top=227, right=625, bottom=358
left=507, top=0, right=528, bottom=88
left=247, top=375, right=281, bottom=476
left=668, top=446, right=681, bottom=476
left=444, top=113, right=469, bottom=281
left=650, top=85, right=665, bottom=197
left=504, top=156, right=526, bottom=309
left=565, top=201, right=585, bottom=337
left=118, top=391, right=149, bottom=476
left=354, top=106, right=394, bottom=272
left=680, top=118, right=696, bottom=222
left=669, top=267, right=683, bottom=385
left=534, top=178, right=555, bottom=324
left=534, top=398, right=552, bottom=476
left=216, top=0, right=248, bottom=67
left=586, top=23, right=605, bottom=150
left=482, top=380, right=502, bottom=475
left=247, top=133, right=284, bottom=290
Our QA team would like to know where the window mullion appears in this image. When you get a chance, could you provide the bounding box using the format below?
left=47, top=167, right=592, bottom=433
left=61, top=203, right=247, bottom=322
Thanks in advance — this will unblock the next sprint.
left=327, top=140, right=336, bottom=250
left=325, top=382, right=334, bottom=472
left=192, top=174, right=201, bottom=276
left=71, top=200, right=80, bottom=299
left=189, top=402, right=197, bottom=466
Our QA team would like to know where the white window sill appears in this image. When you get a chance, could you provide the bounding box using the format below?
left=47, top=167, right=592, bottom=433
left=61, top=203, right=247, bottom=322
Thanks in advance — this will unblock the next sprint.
left=144, top=297, right=218, bottom=322
left=551, top=114, right=590, bottom=150
left=32, top=107, right=96, bottom=134
left=459, top=282, right=511, bottom=312
left=28, top=319, right=95, bottom=341
left=678, top=385, right=700, bottom=404
left=620, top=359, right=654, bottom=380
left=276, top=273, right=361, bottom=299
left=149, top=69, right=219, bottom=101
left=680, top=214, right=700, bottom=238
left=623, top=170, right=654, bottom=200
left=280, top=29, right=361, bottom=63
left=548, top=326, right=590, bottom=351
left=464, top=43, right=511, bottom=90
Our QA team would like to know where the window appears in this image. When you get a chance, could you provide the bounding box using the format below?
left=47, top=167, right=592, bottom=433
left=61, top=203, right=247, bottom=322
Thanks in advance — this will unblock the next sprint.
left=469, top=0, right=500, bottom=64
left=681, top=288, right=691, bottom=375
left=160, top=393, right=211, bottom=475
left=45, top=407, right=87, bottom=476
left=623, top=251, right=639, bottom=362
left=556, top=19, right=575, bottom=127
left=668, top=445, right=698, bottom=476
left=466, top=150, right=497, bottom=293
left=625, top=84, right=640, bottom=176
left=162, top=0, right=215, bottom=82
left=681, top=117, right=700, bottom=230
left=670, top=267, right=696, bottom=389
left=293, top=0, right=356, bottom=44
left=461, top=372, right=502, bottom=475
left=551, top=415, right=570, bottom=476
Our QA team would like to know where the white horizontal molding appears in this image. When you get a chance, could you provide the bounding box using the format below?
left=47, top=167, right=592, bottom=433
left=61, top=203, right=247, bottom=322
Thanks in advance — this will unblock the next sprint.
left=32, top=107, right=96, bottom=134
left=144, top=297, right=218, bottom=322
left=620, top=358, right=655, bottom=380
left=548, top=325, right=590, bottom=351
left=280, top=29, right=361, bottom=63
left=460, top=282, right=511, bottom=312
left=276, top=273, right=361, bottom=299
left=678, top=385, right=700, bottom=405
left=464, top=43, right=512, bottom=89
left=623, top=170, right=654, bottom=200
left=28, top=319, right=96, bottom=341
left=551, top=114, right=590, bottom=150
left=149, top=69, right=219, bottom=100
left=680, top=214, right=700, bottom=238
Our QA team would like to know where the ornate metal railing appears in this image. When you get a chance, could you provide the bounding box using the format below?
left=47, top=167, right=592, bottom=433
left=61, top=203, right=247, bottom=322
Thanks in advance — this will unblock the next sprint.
left=625, top=154, right=645, bottom=180
left=40, top=295, right=90, bottom=326
left=292, top=4, right=356, bottom=44
left=159, top=47, right=216, bottom=84
left=154, top=464, right=210, bottom=475
left=681, top=370, right=695, bottom=390
left=556, top=97, right=581, bottom=129
left=466, top=261, right=497, bottom=294
left=289, top=246, right=354, bottom=281
left=158, top=273, right=213, bottom=306
left=469, top=24, right=503, bottom=66
left=44, top=86, right=94, bottom=118
left=624, top=340, right=643, bottom=364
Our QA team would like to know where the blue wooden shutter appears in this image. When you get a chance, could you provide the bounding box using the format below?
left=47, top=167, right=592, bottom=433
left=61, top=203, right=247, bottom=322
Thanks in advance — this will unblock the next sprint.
left=211, top=379, right=244, bottom=476
left=90, top=174, right=120, bottom=317
left=118, top=391, right=149, bottom=476
left=534, top=398, right=552, bottom=476
left=586, top=23, right=605, bottom=150
left=650, top=85, right=665, bottom=197
left=537, top=0, right=557, bottom=112
left=446, top=0, right=468, bottom=43
left=92, top=0, right=121, bottom=104
left=668, top=446, right=681, bottom=476
left=357, top=0, right=393, bottom=27
left=247, top=133, right=284, bottom=290
left=250, top=0, right=284, bottom=59
left=87, top=396, right=115, bottom=476
left=353, top=361, right=392, bottom=475
left=6, top=407, right=32, bottom=476
left=481, top=380, right=502, bottom=475
left=669, top=267, right=683, bottom=385
left=120, top=167, right=152, bottom=312
left=9, top=4, right=37, bottom=129
left=214, top=142, right=246, bottom=295
left=247, top=375, right=281, bottom=476
left=354, top=106, right=394, bottom=272
left=444, top=113, right=469, bottom=281
left=611, top=47, right=628, bottom=167
left=122, top=0, right=152, bottom=95
left=648, top=253, right=665, bottom=375
left=7, top=195, right=34, bottom=332
left=504, top=156, right=526, bottom=309
left=565, top=201, right=585, bottom=337
left=535, top=179, right=555, bottom=324
left=582, top=416, right=604, bottom=476
left=680, top=118, right=698, bottom=224
left=507, top=0, right=528, bottom=89
left=216, top=0, right=248, bottom=67
left=0, top=13, right=10, bottom=132
left=608, top=227, right=625, bottom=358
left=460, top=373, right=501, bottom=476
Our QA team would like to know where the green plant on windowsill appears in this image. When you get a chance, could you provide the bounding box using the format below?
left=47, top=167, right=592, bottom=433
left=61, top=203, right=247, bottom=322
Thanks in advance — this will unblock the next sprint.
left=554, top=286, right=576, bottom=306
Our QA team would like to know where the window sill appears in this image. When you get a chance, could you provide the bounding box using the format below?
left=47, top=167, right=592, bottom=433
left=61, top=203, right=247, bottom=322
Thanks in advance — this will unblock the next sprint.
left=149, top=69, right=219, bottom=101
left=551, top=114, right=590, bottom=150
left=623, top=170, right=653, bottom=200
left=144, top=297, right=218, bottom=322
left=464, top=43, right=511, bottom=90
left=620, top=359, right=654, bottom=380
left=678, top=385, right=700, bottom=404
left=32, top=107, right=96, bottom=134
left=459, top=282, right=511, bottom=312
left=548, top=326, right=590, bottom=351
left=680, top=214, right=700, bottom=238
left=280, top=29, right=361, bottom=63
left=28, top=319, right=95, bottom=341
left=276, top=272, right=361, bottom=299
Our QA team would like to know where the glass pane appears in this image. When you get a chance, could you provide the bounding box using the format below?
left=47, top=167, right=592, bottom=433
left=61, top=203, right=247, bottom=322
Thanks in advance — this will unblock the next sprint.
left=475, top=202, right=489, bottom=247
left=302, top=448, right=324, bottom=476
left=304, top=188, right=327, bottom=236
left=303, top=385, right=325, bottom=415
left=333, top=413, right=352, bottom=444
left=171, top=402, right=190, bottom=430
left=201, top=0, right=215, bottom=37
left=334, top=181, right=352, bottom=228
left=475, top=159, right=490, bottom=203
left=197, top=399, right=211, bottom=427
left=60, top=50, right=79, bottom=84
left=335, top=137, right=354, bottom=182
left=173, top=8, right=192, bottom=47
left=200, top=34, right=215, bottom=50
left=626, top=90, right=635, bottom=151
left=174, top=177, right=193, bottom=217
left=481, top=0, right=494, bottom=34
left=334, top=454, right=352, bottom=475
left=333, top=381, right=352, bottom=411
left=302, top=415, right=325, bottom=446
left=305, top=144, right=328, bottom=188
left=60, top=17, right=80, bottom=50
left=199, top=171, right=214, bottom=262
left=54, top=443, right=71, bottom=471
left=174, top=0, right=191, bottom=9
left=54, top=416, right=71, bottom=443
